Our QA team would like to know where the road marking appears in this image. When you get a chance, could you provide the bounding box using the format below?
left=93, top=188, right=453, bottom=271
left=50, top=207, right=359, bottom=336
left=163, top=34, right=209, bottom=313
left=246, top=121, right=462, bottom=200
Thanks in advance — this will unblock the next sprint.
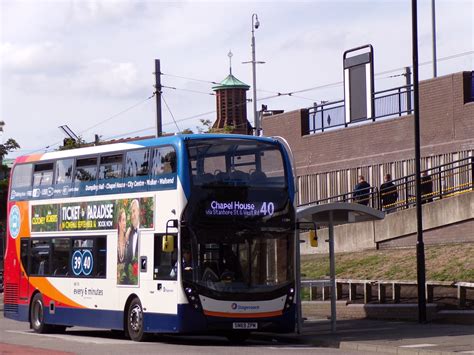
left=6, top=330, right=134, bottom=345
left=399, top=344, right=437, bottom=348
left=459, top=351, right=474, bottom=354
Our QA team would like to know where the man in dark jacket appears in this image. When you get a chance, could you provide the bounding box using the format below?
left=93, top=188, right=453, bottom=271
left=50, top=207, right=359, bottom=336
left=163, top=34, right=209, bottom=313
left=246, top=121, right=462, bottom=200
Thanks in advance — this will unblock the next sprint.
left=353, top=175, right=371, bottom=206
left=380, top=173, right=398, bottom=212
left=421, top=171, right=434, bottom=203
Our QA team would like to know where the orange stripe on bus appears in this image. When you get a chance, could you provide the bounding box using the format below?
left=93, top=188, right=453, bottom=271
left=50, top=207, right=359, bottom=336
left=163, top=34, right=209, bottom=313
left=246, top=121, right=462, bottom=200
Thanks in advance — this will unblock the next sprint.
left=24, top=154, right=44, bottom=162
left=203, top=310, right=283, bottom=318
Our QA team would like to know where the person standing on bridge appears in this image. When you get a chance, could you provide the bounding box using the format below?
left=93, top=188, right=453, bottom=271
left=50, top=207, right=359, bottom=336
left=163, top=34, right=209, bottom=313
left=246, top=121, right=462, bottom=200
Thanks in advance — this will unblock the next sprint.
left=380, top=174, right=398, bottom=212
left=353, top=175, right=371, bottom=206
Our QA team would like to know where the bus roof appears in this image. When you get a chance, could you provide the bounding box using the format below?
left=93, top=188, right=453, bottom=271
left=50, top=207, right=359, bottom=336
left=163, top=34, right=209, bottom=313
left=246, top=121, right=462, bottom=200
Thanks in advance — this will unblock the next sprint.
left=14, top=134, right=280, bottom=164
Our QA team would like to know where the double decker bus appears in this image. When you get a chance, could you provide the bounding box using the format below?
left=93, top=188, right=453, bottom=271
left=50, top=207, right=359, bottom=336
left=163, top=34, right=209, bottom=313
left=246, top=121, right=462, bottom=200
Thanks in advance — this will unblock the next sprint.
left=4, top=134, right=297, bottom=342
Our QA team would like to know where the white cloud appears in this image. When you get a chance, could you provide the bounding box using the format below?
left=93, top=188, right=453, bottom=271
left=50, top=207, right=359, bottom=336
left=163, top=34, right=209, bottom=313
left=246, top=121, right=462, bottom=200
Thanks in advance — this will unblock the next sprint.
left=0, top=42, right=73, bottom=73
left=71, top=59, right=143, bottom=97
left=69, top=0, right=145, bottom=24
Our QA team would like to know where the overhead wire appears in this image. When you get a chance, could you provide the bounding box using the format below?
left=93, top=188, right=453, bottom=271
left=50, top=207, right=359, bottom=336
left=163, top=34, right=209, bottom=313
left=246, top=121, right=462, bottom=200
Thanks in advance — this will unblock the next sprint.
left=161, top=94, right=182, bottom=132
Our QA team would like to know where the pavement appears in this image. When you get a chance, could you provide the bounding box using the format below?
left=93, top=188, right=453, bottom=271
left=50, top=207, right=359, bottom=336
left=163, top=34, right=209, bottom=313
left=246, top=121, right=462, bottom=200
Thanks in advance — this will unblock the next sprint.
left=261, top=317, right=474, bottom=354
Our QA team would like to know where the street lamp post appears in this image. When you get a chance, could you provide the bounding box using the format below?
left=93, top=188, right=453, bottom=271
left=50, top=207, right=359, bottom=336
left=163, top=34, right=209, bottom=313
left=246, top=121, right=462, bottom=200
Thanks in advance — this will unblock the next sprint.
left=251, top=14, right=260, bottom=136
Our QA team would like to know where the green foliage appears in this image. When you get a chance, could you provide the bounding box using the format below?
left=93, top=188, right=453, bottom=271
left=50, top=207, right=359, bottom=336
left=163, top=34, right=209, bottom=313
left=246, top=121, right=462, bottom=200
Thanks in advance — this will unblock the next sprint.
left=197, top=119, right=213, bottom=133
left=59, top=137, right=86, bottom=151
left=0, top=138, right=20, bottom=160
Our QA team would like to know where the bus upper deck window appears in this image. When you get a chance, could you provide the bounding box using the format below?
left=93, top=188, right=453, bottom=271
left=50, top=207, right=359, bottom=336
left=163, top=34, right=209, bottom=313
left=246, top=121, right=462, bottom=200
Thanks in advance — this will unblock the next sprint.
left=55, top=159, right=74, bottom=184
left=33, top=163, right=54, bottom=186
left=125, top=149, right=150, bottom=177
left=75, top=157, right=98, bottom=182
left=11, top=164, right=33, bottom=188
left=99, top=154, right=123, bottom=180
left=151, top=146, right=176, bottom=176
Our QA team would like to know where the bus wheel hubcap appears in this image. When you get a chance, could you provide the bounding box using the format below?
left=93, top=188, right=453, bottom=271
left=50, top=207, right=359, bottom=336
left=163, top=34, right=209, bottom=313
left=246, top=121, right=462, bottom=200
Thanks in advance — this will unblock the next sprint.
left=130, top=305, right=142, bottom=332
left=33, top=301, right=43, bottom=328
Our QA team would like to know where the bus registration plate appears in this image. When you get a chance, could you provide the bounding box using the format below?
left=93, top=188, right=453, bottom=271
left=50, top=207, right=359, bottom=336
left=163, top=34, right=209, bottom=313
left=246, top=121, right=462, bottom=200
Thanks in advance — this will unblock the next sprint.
left=233, top=322, right=258, bottom=329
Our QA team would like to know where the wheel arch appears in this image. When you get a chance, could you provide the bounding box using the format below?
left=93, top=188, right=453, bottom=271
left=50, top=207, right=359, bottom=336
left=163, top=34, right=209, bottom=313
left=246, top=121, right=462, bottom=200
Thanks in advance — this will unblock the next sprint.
left=28, top=289, right=42, bottom=325
left=123, top=293, right=139, bottom=330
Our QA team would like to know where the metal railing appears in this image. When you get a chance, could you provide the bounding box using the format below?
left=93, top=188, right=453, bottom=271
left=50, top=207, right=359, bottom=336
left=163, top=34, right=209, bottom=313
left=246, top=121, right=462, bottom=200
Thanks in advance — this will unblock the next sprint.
left=308, top=84, right=413, bottom=134
left=298, top=156, right=474, bottom=213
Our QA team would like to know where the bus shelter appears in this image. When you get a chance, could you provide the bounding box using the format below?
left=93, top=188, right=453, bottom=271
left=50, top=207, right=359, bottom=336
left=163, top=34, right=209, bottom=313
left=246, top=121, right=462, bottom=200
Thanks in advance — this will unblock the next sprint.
left=296, top=203, right=385, bottom=332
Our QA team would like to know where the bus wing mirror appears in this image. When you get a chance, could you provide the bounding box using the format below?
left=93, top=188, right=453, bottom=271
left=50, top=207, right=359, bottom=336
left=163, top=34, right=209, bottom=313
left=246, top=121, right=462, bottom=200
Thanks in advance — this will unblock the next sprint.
left=162, top=235, right=175, bottom=253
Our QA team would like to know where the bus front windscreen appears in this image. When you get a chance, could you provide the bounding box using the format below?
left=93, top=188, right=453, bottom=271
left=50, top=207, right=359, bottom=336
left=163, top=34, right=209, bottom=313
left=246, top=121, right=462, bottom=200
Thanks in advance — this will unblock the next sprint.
left=182, top=228, right=294, bottom=294
left=183, top=138, right=295, bottom=295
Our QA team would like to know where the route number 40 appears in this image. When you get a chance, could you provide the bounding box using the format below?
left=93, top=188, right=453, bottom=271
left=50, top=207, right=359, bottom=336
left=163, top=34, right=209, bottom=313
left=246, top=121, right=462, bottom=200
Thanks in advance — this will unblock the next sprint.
left=260, top=202, right=275, bottom=216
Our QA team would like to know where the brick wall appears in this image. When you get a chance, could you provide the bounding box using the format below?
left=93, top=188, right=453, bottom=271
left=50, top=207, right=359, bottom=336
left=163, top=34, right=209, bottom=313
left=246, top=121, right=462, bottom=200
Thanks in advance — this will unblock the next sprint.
left=263, top=72, right=474, bottom=177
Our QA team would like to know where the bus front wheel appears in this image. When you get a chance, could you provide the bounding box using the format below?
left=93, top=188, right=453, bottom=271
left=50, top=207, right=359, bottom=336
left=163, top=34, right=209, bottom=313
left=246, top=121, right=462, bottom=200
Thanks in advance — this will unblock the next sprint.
left=127, top=298, right=148, bottom=342
left=30, top=293, right=52, bottom=334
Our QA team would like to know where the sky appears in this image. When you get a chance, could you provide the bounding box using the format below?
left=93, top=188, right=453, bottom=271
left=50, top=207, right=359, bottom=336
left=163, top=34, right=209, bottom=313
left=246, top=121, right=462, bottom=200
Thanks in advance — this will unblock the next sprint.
left=1, top=0, right=473, bottom=159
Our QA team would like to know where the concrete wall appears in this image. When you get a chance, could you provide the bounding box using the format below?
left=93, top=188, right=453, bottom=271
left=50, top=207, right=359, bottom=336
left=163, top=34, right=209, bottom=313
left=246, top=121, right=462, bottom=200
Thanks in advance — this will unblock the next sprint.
left=301, top=191, right=474, bottom=255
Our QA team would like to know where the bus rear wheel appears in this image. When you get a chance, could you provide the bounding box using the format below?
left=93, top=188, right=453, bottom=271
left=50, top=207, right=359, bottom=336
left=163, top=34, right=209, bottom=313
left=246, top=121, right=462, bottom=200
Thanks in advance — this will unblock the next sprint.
left=30, top=293, right=52, bottom=334
left=127, top=298, right=148, bottom=342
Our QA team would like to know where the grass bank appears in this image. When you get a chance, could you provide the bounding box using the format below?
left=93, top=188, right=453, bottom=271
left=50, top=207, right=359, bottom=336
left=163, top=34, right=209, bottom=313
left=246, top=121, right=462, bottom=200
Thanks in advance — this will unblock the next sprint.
left=301, top=243, right=474, bottom=282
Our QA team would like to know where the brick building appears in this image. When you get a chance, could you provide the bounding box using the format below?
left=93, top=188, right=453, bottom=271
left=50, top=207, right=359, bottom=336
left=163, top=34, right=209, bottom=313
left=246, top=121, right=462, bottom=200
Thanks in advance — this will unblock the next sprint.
left=262, top=71, right=474, bottom=205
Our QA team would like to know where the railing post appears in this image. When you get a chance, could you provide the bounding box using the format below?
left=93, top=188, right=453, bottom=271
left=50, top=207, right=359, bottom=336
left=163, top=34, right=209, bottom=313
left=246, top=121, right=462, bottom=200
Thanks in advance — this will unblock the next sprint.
left=438, top=166, right=443, bottom=199
left=471, top=156, right=474, bottom=190
left=398, top=88, right=402, bottom=117
left=378, top=186, right=382, bottom=211
left=405, top=176, right=410, bottom=209
left=321, top=106, right=325, bottom=132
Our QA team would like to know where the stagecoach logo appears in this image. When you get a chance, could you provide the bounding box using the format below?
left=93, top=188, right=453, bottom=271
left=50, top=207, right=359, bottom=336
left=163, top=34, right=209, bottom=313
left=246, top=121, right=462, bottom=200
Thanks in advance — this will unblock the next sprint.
left=230, top=303, right=260, bottom=311
left=9, top=205, right=21, bottom=239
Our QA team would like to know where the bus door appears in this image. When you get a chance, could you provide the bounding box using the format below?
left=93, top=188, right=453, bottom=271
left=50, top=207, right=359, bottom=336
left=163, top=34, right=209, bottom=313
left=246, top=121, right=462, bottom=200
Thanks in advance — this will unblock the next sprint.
left=19, top=239, right=29, bottom=303
left=152, top=233, right=178, bottom=313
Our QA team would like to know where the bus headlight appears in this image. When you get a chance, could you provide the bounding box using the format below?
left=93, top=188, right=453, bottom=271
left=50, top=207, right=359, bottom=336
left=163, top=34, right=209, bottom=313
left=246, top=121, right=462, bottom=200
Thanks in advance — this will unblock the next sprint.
left=284, top=287, right=295, bottom=310
left=184, top=286, right=202, bottom=310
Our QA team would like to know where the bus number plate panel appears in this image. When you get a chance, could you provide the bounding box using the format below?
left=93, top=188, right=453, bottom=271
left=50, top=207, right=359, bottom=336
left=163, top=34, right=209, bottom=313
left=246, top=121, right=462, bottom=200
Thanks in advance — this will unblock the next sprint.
left=233, top=322, right=258, bottom=329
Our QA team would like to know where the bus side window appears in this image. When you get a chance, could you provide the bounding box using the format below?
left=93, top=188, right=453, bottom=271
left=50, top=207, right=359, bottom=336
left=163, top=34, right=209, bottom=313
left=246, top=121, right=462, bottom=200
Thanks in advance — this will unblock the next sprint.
left=20, top=239, right=29, bottom=275
left=96, top=237, right=107, bottom=277
left=11, top=164, right=33, bottom=190
left=151, top=146, right=176, bottom=176
left=125, top=149, right=150, bottom=177
left=99, top=154, right=123, bottom=180
left=30, top=239, right=51, bottom=276
left=75, top=157, right=98, bottom=182
left=153, top=234, right=177, bottom=280
left=33, top=163, right=54, bottom=186
left=55, top=159, right=74, bottom=185
left=51, top=238, right=70, bottom=276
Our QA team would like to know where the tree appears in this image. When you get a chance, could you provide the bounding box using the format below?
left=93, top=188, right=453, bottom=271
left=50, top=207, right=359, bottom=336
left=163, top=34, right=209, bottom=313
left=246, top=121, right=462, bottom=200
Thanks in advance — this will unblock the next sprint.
left=197, top=119, right=213, bottom=133
left=0, top=138, right=20, bottom=162
left=0, top=138, right=20, bottom=227
left=59, top=137, right=86, bottom=151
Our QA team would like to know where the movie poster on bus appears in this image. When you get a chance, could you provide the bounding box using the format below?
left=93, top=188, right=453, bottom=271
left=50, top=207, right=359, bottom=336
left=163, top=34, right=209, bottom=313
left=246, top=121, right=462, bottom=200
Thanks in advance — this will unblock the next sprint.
left=31, top=204, right=59, bottom=232
left=31, top=197, right=154, bottom=234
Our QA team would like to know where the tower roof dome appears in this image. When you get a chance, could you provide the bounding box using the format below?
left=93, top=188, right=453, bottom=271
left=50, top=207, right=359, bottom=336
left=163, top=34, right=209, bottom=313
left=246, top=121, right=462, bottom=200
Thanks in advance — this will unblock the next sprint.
left=212, top=74, right=250, bottom=91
